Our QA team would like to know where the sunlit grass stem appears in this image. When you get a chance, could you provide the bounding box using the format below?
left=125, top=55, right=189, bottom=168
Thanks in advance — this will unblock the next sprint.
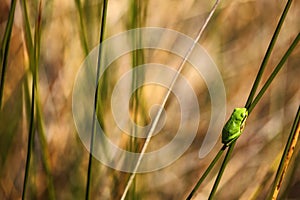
left=121, top=1, right=221, bottom=199
left=22, top=1, right=43, bottom=199
left=75, top=0, right=89, bottom=56
left=22, top=72, right=35, bottom=200
left=268, top=106, right=300, bottom=199
left=20, top=0, right=34, bottom=197
left=129, top=0, right=138, bottom=198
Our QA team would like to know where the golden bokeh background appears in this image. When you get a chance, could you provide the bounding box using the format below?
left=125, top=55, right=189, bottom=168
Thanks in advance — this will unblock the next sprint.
left=0, top=0, right=299, bottom=199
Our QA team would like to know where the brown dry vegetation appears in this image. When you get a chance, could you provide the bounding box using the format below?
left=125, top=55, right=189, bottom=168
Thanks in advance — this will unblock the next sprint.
left=0, top=0, right=299, bottom=199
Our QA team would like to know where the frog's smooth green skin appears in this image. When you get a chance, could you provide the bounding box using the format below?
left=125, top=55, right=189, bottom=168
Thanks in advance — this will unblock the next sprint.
left=222, top=108, right=248, bottom=145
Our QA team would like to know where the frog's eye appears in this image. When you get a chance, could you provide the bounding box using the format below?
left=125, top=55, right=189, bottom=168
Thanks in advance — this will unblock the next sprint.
left=240, top=112, right=246, bottom=118
left=240, top=122, right=245, bottom=131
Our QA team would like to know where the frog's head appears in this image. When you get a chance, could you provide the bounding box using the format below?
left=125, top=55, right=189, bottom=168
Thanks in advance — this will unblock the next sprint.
left=233, top=108, right=248, bottom=122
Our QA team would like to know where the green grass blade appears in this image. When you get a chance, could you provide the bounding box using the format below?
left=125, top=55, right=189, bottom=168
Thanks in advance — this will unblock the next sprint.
left=248, top=33, right=300, bottom=114
left=85, top=0, right=109, bottom=199
left=245, top=0, right=293, bottom=109
left=186, top=145, right=226, bottom=199
left=23, top=73, right=55, bottom=200
left=22, top=76, right=36, bottom=200
left=74, top=0, right=89, bottom=56
left=20, top=0, right=33, bottom=53
left=21, top=0, right=37, bottom=197
left=20, top=0, right=35, bottom=80
left=128, top=0, right=147, bottom=198
left=267, top=106, right=300, bottom=200
left=20, top=0, right=34, bottom=193
left=35, top=1, right=56, bottom=198
left=129, top=0, right=139, bottom=198
left=208, top=142, right=236, bottom=199
left=36, top=97, right=56, bottom=200
left=22, top=1, right=56, bottom=199
left=0, top=0, right=17, bottom=108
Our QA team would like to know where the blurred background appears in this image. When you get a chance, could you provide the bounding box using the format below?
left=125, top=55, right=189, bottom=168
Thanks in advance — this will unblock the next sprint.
left=0, top=0, right=299, bottom=199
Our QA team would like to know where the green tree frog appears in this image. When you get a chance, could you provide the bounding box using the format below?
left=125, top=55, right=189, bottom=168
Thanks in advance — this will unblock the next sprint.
left=222, top=108, right=248, bottom=145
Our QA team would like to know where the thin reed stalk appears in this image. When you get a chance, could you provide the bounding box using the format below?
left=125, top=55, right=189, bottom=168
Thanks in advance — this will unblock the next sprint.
left=186, top=145, right=226, bottom=199
left=128, top=0, right=140, bottom=198
left=208, top=142, right=236, bottom=199
left=35, top=98, right=56, bottom=199
left=248, top=33, right=300, bottom=113
left=245, top=0, right=293, bottom=109
left=22, top=71, right=36, bottom=200
left=85, top=0, right=108, bottom=199
left=21, top=1, right=55, bottom=199
left=20, top=0, right=34, bottom=197
left=75, top=0, right=89, bottom=56
left=121, top=1, right=221, bottom=199
left=268, top=106, right=300, bottom=199
left=22, top=1, right=43, bottom=198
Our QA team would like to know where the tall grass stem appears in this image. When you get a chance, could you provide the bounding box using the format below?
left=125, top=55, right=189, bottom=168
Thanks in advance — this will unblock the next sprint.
left=186, top=145, right=226, bottom=199
left=85, top=0, right=108, bottom=199
left=75, top=0, right=89, bottom=56
left=245, top=0, right=293, bottom=109
left=208, top=142, right=236, bottom=199
left=22, top=76, right=35, bottom=200
left=268, top=106, right=300, bottom=199
left=248, top=33, right=300, bottom=113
